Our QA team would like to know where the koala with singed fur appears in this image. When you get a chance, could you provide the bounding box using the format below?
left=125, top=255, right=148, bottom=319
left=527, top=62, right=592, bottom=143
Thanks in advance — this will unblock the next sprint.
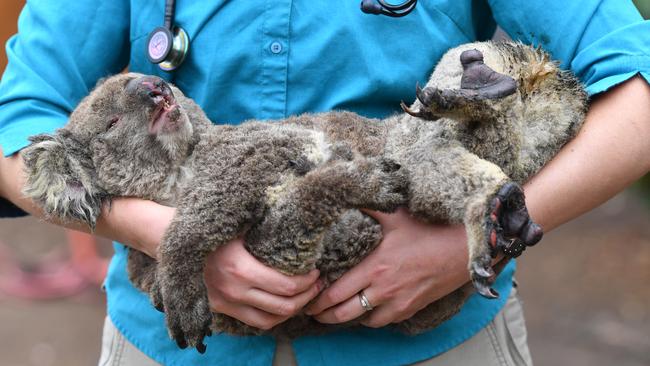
left=22, top=41, right=587, bottom=353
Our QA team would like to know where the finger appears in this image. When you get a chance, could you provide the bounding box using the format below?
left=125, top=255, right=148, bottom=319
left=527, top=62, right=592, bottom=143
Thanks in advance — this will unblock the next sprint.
left=360, top=309, right=394, bottom=329
left=313, top=288, right=376, bottom=324
left=250, top=267, right=320, bottom=297
left=360, top=207, right=409, bottom=230
left=245, top=281, right=322, bottom=317
left=306, top=269, right=371, bottom=315
left=360, top=208, right=393, bottom=227
left=359, top=302, right=402, bottom=328
left=211, top=297, right=288, bottom=331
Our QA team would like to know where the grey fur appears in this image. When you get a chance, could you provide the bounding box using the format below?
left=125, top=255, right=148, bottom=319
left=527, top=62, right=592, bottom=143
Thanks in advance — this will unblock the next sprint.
left=22, top=41, right=587, bottom=351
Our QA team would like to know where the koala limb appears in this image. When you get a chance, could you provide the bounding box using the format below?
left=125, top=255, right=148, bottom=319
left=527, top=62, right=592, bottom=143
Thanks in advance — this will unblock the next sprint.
left=126, top=249, right=158, bottom=293
left=245, top=159, right=401, bottom=277
left=21, top=130, right=107, bottom=229
left=401, top=143, right=541, bottom=299
left=465, top=182, right=542, bottom=298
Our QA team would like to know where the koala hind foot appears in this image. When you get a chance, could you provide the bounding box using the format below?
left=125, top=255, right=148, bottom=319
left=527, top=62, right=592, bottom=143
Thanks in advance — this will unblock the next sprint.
left=401, top=49, right=516, bottom=120
left=458, top=49, right=517, bottom=99
left=471, top=182, right=543, bottom=299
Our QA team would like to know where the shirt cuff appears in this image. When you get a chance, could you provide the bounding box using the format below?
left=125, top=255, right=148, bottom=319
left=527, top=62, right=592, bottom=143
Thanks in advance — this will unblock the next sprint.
left=585, top=71, right=650, bottom=96
left=571, top=20, right=650, bottom=96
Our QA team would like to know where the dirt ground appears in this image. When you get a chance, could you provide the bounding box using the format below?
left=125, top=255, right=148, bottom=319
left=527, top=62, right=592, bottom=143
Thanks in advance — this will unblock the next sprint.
left=0, top=189, right=648, bottom=366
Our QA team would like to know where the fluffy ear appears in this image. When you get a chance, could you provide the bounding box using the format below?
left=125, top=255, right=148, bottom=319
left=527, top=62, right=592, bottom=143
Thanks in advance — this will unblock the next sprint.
left=21, top=130, right=108, bottom=230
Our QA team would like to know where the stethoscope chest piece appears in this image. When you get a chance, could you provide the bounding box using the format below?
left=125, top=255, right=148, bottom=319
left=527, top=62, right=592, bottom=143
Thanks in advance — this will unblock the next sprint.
left=146, top=25, right=189, bottom=71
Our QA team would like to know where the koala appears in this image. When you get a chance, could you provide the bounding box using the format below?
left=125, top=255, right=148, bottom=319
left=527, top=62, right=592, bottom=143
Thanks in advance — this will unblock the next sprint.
left=21, top=41, right=587, bottom=353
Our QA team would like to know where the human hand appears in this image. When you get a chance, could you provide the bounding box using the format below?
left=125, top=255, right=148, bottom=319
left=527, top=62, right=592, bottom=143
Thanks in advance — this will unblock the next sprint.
left=306, top=207, right=470, bottom=328
left=204, top=238, right=322, bottom=330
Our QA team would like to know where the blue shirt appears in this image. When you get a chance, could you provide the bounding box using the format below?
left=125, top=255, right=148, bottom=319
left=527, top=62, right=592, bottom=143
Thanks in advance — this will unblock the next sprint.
left=1, top=1, right=648, bottom=365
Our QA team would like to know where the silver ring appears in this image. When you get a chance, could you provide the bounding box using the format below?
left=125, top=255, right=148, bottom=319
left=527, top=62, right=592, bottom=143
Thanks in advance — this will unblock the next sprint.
left=358, top=290, right=374, bottom=311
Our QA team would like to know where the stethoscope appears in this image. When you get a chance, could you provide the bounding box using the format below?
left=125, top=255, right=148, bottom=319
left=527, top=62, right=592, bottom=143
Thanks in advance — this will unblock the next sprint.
left=146, top=0, right=418, bottom=71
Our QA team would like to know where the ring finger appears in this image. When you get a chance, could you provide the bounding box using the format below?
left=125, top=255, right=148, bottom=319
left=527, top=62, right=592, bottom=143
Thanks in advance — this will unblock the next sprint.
left=313, top=288, right=377, bottom=324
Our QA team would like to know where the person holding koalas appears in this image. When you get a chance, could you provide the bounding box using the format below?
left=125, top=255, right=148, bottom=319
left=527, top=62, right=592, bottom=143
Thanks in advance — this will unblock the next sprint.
left=0, top=1, right=649, bottom=366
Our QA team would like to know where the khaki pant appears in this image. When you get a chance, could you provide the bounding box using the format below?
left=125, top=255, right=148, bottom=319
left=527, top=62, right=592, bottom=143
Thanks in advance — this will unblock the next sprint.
left=98, top=287, right=533, bottom=366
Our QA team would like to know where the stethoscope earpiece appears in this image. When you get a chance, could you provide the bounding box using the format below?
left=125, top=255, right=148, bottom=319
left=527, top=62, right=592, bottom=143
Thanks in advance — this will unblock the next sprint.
left=360, top=0, right=417, bottom=17
left=146, top=0, right=189, bottom=71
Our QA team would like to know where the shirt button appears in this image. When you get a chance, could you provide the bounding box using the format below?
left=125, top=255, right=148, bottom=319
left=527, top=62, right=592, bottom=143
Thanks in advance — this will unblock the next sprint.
left=270, top=41, right=283, bottom=54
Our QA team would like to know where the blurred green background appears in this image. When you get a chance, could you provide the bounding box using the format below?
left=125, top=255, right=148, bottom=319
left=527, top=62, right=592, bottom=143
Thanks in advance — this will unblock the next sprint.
left=632, top=0, right=650, bottom=205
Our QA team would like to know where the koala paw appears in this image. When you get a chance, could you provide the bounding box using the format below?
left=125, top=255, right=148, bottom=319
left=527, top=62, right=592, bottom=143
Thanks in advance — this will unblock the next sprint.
left=359, top=158, right=408, bottom=211
left=470, top=182, right=543, bottom=299
left=161, top=280, right=213, bottom=354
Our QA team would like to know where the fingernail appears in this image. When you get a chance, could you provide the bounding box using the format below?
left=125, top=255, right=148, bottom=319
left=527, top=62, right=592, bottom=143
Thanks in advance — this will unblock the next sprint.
left=315, top=279, right=324, bottom=292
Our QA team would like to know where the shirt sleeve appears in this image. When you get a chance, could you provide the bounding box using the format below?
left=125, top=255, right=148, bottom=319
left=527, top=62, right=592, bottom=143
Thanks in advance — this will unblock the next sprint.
left=0, top=0, right=131, bottom=217
left=487, top=0, right=650, bottom=95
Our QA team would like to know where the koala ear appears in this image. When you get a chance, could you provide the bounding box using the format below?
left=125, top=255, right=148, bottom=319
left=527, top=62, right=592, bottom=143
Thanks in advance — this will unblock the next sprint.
left=22, top=130, right=108, bottom=230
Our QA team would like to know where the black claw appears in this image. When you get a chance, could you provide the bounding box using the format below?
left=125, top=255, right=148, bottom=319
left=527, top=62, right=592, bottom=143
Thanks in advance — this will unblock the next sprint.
left=400, top=101, right=421, bottom=117
left=176, top=338, right=188, bottom=349
left=415, top=83, right=428, bottom=105
left=196, top=343, right=207, bottom=354
left=473, top=279, right=499, bottom=299
left=472, top=262, right=494, bottom=278
left=154, top=303, right=164, bottom=313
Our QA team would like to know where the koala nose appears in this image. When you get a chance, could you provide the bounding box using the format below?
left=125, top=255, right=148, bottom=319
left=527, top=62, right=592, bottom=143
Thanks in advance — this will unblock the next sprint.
left=126, top=76, right=173, bottom=101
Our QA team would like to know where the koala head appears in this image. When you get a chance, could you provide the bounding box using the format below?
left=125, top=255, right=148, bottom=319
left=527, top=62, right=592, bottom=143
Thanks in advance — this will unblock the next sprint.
left=22, top=73, right=207, bottom=229
left=69, top=72, right=195, bottom=158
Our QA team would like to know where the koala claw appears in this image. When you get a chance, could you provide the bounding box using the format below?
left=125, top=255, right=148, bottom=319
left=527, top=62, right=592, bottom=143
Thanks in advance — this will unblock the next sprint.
left=163, top=288, right=212, bottom=353
left=150, top=281, right=165, bottom=313
left=470, top=253, right=499, bottom=299
left=399, top=83, right=438, bottom=120
left=415, top=83, right=433, bottom=107
left=176, top=337, right=188, bottom=350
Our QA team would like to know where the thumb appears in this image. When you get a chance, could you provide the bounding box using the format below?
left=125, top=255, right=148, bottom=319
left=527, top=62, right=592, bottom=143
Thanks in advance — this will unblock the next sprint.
left=360, top=207, right=408, bottom=230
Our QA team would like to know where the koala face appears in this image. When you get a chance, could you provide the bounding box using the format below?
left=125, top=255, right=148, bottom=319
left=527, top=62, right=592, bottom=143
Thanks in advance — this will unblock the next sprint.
left=67, top=72, right=193, bottom=158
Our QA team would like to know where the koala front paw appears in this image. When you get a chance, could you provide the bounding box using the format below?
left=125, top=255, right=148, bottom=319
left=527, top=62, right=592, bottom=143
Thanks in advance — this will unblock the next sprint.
left=470, top=182, right=543, bottom=299
left=161, top=279, right=213, bottom=354
left=356, top=158, right=408, bottom=212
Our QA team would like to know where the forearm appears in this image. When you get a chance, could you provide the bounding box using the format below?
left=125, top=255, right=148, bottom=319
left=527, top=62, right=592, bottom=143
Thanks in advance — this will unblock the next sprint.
left=0, top=150, right=166, bottom=258
left=524, top=76, right=650, bottom=231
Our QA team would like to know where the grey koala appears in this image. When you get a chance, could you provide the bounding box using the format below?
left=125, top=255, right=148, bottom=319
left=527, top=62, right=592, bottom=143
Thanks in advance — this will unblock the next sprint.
left=21, top=41, right=587, bottom=353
